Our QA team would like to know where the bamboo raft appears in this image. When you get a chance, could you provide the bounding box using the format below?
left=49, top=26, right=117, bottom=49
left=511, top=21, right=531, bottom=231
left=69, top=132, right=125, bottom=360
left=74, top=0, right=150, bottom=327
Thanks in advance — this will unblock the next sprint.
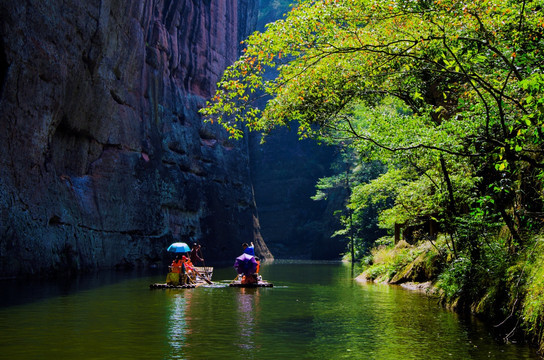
left=150, top=283, right=198, bottom=289
left=229, top=274, right=273, bottom=288
left=229, top=281, right=274, bottom=288
left=150, top=266, right=213, bottom=289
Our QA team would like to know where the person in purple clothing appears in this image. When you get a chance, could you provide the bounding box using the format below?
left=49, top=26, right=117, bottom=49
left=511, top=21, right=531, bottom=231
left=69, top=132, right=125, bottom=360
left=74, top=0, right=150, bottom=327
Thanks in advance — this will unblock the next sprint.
left=242, top=242, right=255, bottom=256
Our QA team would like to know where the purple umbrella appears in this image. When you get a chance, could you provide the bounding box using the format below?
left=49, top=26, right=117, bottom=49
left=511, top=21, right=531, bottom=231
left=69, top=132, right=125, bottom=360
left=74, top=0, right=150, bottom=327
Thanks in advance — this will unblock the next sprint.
left=234, top=253, right=258, bottom=275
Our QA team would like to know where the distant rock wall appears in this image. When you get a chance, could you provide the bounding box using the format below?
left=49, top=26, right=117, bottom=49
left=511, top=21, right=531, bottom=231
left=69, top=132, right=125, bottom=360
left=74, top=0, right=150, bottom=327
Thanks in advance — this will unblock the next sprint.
left=0, top=0, right=272, bottom=278
left=248, top=128, right=345, bottom=259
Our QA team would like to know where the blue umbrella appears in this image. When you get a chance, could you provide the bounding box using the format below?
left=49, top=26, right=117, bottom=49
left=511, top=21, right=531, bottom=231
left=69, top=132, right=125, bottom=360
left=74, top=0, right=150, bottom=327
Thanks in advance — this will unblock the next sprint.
left=167, top=242, right=191, bottom=253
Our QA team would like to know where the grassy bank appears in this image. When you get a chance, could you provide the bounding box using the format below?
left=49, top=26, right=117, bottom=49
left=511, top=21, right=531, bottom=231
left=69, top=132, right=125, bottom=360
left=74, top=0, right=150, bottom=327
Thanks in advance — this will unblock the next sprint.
left=356, top=233, right=544, bottom=353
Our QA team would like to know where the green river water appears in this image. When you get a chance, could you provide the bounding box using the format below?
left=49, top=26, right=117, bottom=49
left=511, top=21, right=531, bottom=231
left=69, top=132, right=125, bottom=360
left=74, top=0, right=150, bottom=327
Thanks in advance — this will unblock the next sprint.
left=0, top=261, right=540, bottom=359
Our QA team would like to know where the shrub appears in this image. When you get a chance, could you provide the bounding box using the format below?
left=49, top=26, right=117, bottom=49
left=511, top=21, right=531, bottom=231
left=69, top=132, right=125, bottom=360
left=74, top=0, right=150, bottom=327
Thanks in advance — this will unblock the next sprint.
left=520, top=237, right=544, bottom=350
left=436, top=256, right=472, bottom=302
left=360, top=240, right=422, bottom=282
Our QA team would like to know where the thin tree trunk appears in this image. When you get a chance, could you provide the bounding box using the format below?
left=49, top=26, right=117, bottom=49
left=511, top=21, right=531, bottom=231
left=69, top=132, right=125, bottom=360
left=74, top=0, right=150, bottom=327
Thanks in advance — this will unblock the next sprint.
left=440, top=155, right=457, bottom=217
left=346, top=162, right=355, bottom=266
left=500, top=207, right=522, bottom=248
left=439, top=155, right=458, bottom=255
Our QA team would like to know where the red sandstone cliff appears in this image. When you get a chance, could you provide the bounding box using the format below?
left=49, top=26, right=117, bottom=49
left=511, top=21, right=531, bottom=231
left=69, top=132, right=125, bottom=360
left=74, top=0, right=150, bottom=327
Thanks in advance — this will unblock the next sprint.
left=0, top=0, right=272, bottom=277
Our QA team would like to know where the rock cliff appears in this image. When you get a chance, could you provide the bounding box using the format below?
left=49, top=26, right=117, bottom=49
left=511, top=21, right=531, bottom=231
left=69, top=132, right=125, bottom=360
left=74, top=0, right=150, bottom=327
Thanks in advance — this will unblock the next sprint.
left=0, top=0, right=272, bottom=277
left=248, top=128, right=346, bottom=259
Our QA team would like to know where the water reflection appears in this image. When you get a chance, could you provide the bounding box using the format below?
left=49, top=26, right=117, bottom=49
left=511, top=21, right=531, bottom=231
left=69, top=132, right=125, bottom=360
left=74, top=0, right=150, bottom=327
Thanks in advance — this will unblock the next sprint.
left=235, top=287, right=261, bottom=352
left=167, top=290, right=192, bottom=359
left=0, top=264, right=540, bottom=360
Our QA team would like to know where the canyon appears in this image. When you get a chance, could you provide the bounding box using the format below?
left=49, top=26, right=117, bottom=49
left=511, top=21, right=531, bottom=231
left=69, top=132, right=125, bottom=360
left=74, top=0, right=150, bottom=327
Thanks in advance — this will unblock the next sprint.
left=0, top=0, right=272, bottom=277
left=0, top=0, right=343, bottom=278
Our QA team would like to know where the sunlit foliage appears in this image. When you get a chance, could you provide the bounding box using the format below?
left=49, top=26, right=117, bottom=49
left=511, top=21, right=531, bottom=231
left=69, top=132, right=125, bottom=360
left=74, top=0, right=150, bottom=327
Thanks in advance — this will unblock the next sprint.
left=202, top=0, right=543, bottom=249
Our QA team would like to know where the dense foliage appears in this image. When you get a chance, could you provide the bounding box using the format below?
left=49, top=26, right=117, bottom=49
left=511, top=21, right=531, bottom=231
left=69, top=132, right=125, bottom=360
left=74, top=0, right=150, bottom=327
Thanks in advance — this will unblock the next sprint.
left=202, top=0, right=544, bottom=347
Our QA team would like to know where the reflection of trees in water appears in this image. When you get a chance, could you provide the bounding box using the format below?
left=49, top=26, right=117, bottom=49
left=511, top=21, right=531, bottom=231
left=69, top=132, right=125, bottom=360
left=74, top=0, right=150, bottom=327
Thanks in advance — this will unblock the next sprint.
left=236, top=288, right=261, bottom=351
left=167, top=291, right=192, bottom=358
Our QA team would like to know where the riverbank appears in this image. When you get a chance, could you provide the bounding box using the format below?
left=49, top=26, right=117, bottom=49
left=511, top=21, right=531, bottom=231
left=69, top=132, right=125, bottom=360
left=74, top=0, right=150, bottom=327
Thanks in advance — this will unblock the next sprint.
left=355, top=234, right=544, bottom=356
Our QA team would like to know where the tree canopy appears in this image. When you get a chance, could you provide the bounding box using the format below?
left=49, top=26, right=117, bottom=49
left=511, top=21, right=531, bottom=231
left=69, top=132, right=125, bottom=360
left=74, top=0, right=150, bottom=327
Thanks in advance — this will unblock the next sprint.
left=201, top=0, right=544, bottom=253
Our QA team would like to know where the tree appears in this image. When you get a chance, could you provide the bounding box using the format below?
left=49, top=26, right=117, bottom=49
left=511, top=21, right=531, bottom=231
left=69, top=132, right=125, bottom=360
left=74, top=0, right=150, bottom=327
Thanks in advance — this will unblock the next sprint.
left=313, top=145, right=388, bottom=260
left=201, top=0, right=544, bottom=253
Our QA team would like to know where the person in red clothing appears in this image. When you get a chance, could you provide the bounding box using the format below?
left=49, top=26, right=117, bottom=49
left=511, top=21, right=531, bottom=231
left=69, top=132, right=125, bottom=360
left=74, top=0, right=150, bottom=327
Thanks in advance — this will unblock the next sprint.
left=183, top=255, right=195, bottom=272
left=170, top=255, right=185, bottom=273
left=182, top=255, right=197, bottom=283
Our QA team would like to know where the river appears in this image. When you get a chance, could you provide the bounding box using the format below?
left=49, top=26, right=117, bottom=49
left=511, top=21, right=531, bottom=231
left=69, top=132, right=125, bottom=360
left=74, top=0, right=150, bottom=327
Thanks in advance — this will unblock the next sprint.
left=0, top=261, right=540, bottom=359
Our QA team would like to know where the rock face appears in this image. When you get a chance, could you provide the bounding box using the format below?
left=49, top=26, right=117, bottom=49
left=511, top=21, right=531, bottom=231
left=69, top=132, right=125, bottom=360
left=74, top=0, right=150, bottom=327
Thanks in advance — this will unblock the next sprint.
left=248, top=128, right=346, bottom=259
left=0, top=0, right=272, bottom=278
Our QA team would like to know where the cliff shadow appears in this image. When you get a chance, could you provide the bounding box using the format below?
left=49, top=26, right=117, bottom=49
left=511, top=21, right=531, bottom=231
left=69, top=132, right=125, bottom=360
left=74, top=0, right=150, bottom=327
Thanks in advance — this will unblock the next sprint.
left=0, top=37, right=8, bottom=100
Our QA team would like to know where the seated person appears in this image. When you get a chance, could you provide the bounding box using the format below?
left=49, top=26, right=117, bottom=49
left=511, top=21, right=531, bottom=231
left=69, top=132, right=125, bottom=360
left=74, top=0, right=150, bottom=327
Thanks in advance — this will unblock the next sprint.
left=234, top=252, right=258, bottom=284
left=182, top=255, right=194, bottom=271
left=170, top=255, right=185, bottom=273
left=182, top=255, right=196, bottom=282
left=241, top=274, right=258, bottom=284
left=240, top=256, right=260, bottom=284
